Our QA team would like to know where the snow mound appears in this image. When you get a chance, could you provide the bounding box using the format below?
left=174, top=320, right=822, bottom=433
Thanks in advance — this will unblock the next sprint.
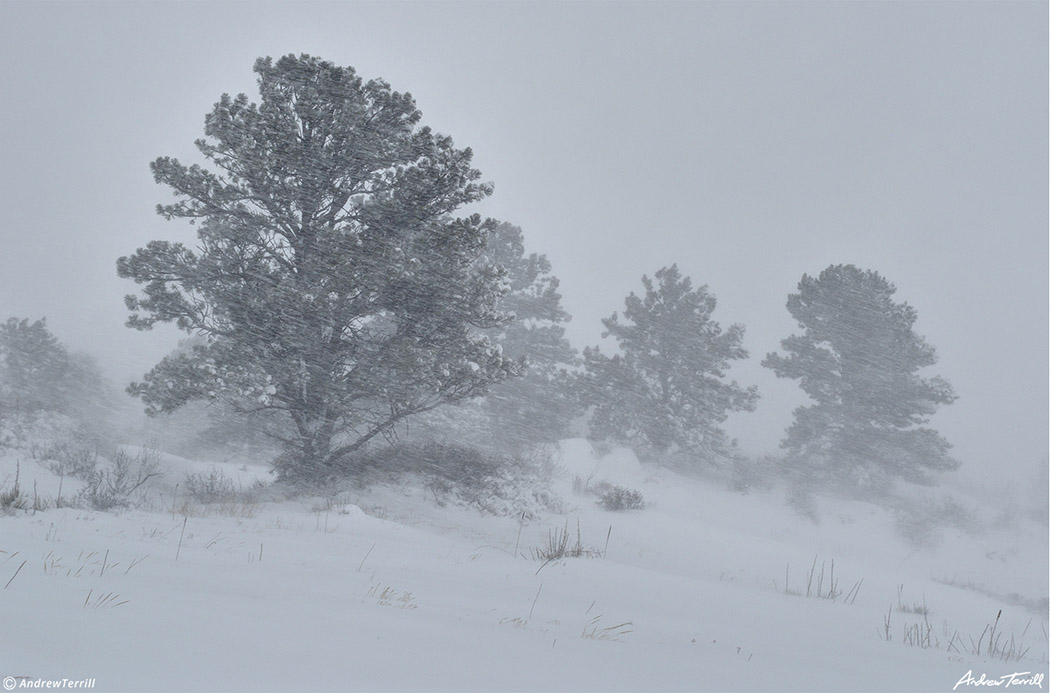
left=118, top=445, right=272, bottom=494
left=556, top=438, right=644, bottom=484
left=0, top=451, right=85, bottom=500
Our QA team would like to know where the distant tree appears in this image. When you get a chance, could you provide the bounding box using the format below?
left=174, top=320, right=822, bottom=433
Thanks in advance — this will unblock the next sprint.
left=763, top=264, right=958, bottom=492
left=117, top=54, right=518, bottom=479
left=0, top=317, right=73, bottom=417
left=0, top=317, right=109, bottom=433
left=581, top=265, right=758, bottom=463
left=397, top=223, right=580, bottom=452
left=477, top=223, right=580, bottom=449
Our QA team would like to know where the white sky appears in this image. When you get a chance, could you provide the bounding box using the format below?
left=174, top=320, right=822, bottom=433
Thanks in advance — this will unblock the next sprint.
left=0, top=1, right=1046, bottom=479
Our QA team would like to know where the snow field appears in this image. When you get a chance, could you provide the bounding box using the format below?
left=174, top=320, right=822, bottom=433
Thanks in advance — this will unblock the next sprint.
left=1, top=440, right=1046, bottom=691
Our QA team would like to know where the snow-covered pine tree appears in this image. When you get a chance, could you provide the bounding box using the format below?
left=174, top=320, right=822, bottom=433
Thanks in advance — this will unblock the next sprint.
left=476, top=223, right=580, bottom=449
left=0, top=317, right=111, bottom=441
left=763, top=264, right=958, bottom=492
left=581, top=265, right=758, bottom=464
left=399, top=223, right=579, bottom=453
left=118, top=55, right=519, bottom=480
left=0, top=317, right=74, bottom=418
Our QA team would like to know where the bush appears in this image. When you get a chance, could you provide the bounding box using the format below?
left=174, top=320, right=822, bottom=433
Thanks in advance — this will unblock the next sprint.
left=75, top=447, right=162, bottom=511
left=0, top=462, right=27, bottom=514
left=177, top=466, right=262, bottom=517
left=572, top=475, right=645, bottom=512
left=729, top=455, right=777, bottom=494
left=893, top=495, right=980, bottom=547
left=786, top=484, right=821, bottom=524
left=43, top=442, right=100, bottom=480
left=183, top=466, right=238, bottom=504
left=36, top=444, right=164, bottom=512
left=344, top=441, right=563, bottom=518
left=597, top=485, right=645, bottom=511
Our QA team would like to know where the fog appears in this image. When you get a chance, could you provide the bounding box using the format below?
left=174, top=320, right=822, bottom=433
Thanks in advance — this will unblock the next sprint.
left=1, top=1, right=1046, bottom=484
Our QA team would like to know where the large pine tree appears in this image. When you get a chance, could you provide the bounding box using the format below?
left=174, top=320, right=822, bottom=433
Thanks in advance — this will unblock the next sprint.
left=118, top=55, right=517, bottom=479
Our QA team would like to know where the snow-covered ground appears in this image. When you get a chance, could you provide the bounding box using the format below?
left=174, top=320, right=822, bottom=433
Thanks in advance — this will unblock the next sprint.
left=1, top=440, right=1046, bottom=692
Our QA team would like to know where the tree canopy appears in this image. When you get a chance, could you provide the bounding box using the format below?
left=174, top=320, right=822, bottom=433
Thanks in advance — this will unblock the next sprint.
left=763, top=264, right=958, bottom=491
left=118, top=54, right=518, bottom=478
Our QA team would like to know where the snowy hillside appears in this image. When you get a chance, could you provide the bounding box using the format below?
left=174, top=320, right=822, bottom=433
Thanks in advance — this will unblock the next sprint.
left=1, top=440, right=1046, bottom=692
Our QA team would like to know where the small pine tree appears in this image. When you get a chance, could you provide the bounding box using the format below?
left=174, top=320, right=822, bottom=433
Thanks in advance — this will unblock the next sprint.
left=0, top=318, right=106, bottom=419
left=0, top=317, right=112, bottom=442
left=581, top=265, right=758, bottom=464
left=0, top=317, right=75, bottom=418
left=401, top=223, right=579, bottom=452
left=479, top=223, right=580, bottom=449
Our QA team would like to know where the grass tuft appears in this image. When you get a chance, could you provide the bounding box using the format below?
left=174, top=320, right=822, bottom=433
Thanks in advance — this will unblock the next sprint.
left=881, top=600, right=1040, bottom=663
left=783, top=555, right=862, bottom=604
left=532, top=519, right=602, bottom=572
left=0, top=461, right=28, bottom=513
left=582, top=615, right=634, bottom=641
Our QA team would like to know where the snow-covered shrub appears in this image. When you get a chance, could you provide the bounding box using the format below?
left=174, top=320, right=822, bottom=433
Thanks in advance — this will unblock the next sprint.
left=36, top=442, right=164, bottom=512
left=0, top=405, right=114, bottom=504
left=183, top=466, right=238, bottom=504
left=785, top=484, right=821, bottom=524
left=44, top=440, right=101, bottom=480
left=571, top=471, right=644, bottom=512
left=178, top=466, right=262, bottom=517
left=597, top=485, right=645, bottom=511
left=893, top=495, right=980, bottom=547
left=421, top=443, right=564, bottom=518
left=0, top=485, right=27, bottom=513
left=347, top=441, right=563, bottom=518
left=0, top=462, right=27, bottom=514
left=729, top=456, right=778, bottom=494
left=572, top=473, right=605, bottom=496
left=76, top=447, right=163, bottom=511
